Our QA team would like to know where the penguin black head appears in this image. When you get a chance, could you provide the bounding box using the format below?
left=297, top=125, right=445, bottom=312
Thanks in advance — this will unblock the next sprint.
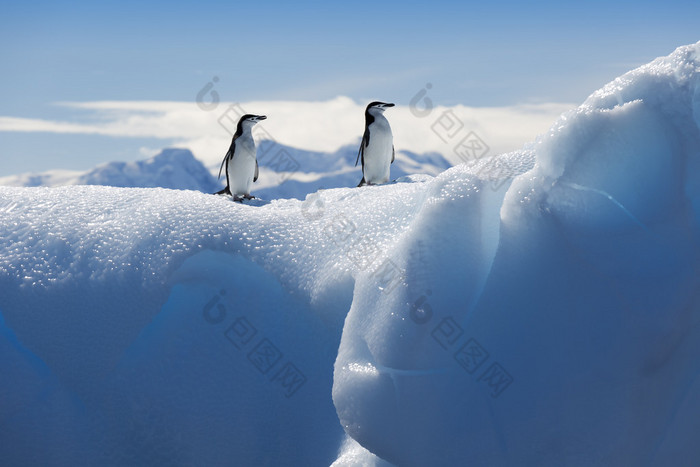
left=366, top=101, right=394, bottom=113
left=235, top=114, right=267, bottom=135
left=239, top=114, right=267, bottom=123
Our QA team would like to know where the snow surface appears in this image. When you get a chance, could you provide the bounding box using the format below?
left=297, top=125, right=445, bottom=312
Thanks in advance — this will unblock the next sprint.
left=1, top=42, right=699, bottom=466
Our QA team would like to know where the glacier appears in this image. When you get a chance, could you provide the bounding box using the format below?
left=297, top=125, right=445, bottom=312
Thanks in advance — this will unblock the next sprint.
left=1, top=41, right=699, bottom=466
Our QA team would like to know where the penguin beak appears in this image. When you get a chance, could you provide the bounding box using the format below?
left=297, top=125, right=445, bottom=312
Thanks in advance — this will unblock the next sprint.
left=256, top=115, right=267, bottom=121
left=382, top=103, right=395, bottom=108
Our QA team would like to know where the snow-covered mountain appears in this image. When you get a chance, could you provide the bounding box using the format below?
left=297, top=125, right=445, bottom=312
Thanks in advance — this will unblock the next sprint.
left=0, top=142, right=453, bottom=200
left=0, top=148, right=220, bottom=193
left=252, top=141, right=452, bottom=199
left=1, top=42, right=699, bottom=466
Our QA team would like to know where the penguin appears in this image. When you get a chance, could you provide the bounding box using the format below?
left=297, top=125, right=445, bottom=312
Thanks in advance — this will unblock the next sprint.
left=215, top=114, right=267, bottom=201
left=355, top=101, right=395, bottom=186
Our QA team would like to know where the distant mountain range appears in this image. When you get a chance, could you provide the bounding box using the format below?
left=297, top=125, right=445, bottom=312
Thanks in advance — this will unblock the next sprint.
left=0, top=143, right=453, bottom=200
left=0, top=148, right=220, bottom=193
left=251, top=141, right=452, bottom=199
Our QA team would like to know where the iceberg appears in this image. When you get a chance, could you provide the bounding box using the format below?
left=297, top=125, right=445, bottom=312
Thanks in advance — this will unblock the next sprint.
left=333, top=41, right=700, bottom=465
left=0, top=42, right=699, bottom=465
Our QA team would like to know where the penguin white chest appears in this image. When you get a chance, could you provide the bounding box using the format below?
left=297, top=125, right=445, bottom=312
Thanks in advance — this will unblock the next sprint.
left=227, top=135, right=257, bottom=196
left=363, top=117, right=393, bottom=184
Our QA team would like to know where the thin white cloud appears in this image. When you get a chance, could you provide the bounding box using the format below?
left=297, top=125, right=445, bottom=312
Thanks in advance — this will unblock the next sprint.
left=0, top=97, right=575, bottom=168
left=0, top=117, right=108, bottom=135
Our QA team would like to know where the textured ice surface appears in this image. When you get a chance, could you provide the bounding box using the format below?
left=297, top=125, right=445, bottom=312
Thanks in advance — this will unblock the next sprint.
left=0, top=175, right=445, bottom=465
left=1, top=42, right=700, bottom=466
left=332, top=42, right=700, bottom=466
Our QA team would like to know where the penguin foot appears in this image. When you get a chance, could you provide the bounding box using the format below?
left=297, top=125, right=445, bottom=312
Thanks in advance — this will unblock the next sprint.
left=232, top=194, right=255, bottom=202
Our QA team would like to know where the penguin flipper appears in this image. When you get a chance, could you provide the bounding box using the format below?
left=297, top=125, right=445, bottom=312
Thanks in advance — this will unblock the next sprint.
left=217, top=150, right=229, bottom=180
left=254, top=159, right=259, bottom=182
left=391, top=145, right=395, bottom=164
left=219, top=138, right=236, bottom=189
left=355, top=144, right=363, bottom=167
left=355, top=127, right=369, bottom=167
left=215, top=148, right=233, bottom=195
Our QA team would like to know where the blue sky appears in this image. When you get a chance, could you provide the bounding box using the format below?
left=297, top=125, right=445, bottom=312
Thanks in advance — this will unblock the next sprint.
left=1, top=0, right=699, bottom=176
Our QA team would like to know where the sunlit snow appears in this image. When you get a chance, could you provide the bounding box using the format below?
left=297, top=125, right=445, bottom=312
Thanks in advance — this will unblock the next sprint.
left=1, top=41, right=699, bottom=466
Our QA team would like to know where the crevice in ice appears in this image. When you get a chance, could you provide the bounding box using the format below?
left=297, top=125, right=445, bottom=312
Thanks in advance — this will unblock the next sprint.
left=560, top=181, right=650, bottom=231
left=466, top=184, right=509, bottom=315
